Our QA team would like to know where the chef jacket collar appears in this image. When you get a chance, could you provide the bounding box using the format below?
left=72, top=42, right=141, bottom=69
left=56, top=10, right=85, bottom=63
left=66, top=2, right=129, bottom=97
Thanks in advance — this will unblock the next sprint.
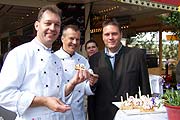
left=34, top=37, right=52, bottom=52
left=61, top=47, right=75, bottom=57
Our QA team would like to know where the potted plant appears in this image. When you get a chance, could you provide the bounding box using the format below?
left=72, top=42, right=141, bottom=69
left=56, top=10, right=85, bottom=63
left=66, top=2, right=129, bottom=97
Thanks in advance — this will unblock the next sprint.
left=161, top=88, right=180, bottom=120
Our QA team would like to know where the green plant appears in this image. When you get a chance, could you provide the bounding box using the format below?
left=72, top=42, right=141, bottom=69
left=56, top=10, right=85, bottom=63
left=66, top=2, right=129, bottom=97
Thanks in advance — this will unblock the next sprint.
left=161, top=89, right=180, bottom=106
left=127, top=32, right=178, bottom=62
left=160, top=11, right=180, bottom=38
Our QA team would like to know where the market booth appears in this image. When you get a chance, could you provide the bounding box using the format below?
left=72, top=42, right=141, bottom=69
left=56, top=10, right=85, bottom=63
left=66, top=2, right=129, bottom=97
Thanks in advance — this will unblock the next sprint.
left=0, top=0, right=180, bottom=120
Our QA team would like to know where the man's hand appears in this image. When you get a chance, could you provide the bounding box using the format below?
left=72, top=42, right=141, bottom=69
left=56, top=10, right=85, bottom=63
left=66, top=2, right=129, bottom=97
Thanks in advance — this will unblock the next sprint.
left=31, top=96, right=71, bottom=113
left=89, top=73, right=99, bottom=86
left=88, top=69, right=99, bottom=86
left=65, top=69, right=90, bottom=96
left=71, top=69, right=90, bottom=85
left=44, top=97, right=71, bottom=112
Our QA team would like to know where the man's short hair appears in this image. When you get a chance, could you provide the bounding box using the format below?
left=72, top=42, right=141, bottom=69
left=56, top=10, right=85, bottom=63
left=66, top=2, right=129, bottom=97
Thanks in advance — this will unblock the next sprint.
left=102, top=18, right=121, bottom=31
left=37, top=5, right=62, bottom=21
left=62, top=24, right=80, bottom=36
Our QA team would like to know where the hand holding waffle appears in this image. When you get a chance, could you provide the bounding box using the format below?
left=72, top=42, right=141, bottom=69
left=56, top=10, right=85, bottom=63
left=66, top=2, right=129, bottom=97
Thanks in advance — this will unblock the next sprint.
left=75, top=64, right=98, bottom=86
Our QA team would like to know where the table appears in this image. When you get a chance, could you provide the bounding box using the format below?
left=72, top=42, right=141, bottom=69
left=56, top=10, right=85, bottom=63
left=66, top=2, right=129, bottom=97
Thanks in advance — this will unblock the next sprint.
left=112, top=101, right=168, bottom=120
left=114, top=110, right=168, bottom=120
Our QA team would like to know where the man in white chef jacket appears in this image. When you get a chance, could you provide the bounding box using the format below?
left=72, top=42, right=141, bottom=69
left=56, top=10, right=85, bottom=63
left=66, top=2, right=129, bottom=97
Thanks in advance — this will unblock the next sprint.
left=55, top=24, right=98, bottom=120
left=0, top=5, right=91, bottom=120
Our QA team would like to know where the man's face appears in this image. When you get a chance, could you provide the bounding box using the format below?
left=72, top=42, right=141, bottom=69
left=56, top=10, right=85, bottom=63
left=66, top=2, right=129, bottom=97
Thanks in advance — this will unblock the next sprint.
left=62, top=28, right=81, bottom=55
left=35, top=10, right=61, bottom=48
left=102, top=25, right=122, bottom=52
left=86, top=42, right=98, bottom=57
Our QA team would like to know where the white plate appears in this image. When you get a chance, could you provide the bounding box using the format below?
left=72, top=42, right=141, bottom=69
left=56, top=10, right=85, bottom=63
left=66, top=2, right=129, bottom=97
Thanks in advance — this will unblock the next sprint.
left=112, top=102, right=123, bottom=108
left=112, top=102, right=167, bottom=115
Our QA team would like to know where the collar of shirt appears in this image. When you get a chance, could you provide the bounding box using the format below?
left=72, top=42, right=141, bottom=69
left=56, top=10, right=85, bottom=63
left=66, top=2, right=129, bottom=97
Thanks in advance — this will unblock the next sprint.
left=104, top=44, right=122, bottom=58
left=34, top=38, right=52, bottom=52
left=61, top=47, right=75, bottom=58
left=104, top=45, right=122, bottom=69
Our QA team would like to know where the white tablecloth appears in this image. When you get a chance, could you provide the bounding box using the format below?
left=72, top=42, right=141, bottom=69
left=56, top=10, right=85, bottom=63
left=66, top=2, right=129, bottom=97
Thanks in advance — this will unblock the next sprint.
left=114, top=110, right=168, bottom=120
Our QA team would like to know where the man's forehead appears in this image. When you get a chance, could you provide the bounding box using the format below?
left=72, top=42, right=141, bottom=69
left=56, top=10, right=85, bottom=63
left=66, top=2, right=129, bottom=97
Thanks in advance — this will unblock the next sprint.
left=41, top=10, right=60, bottom=20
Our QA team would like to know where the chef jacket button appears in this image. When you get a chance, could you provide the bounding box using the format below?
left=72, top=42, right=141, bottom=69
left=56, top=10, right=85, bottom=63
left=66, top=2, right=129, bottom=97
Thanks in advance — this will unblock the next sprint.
left=114, top=96, right=117, bottom=98
left=45, top=85, right=48, bottom=87
left=65, top=69, right=67, bottom=71
left=77, top=100, right=79, bottom=102
left=62, top=59, right=64, bottom=61
left=67, top=80, right=69, bottom=82
left=44, top=71, right=46, bottom=74
left=54, top=61, right=56, bottom=64
left=41, top=58, right=43, bottom=61
left=56, top=73, right=58, bottom=75
left=78, top=59, right=80, bottom=61
left=37, top=49, right=40, bottom=51
left=78, top=90, right=81, bottom=92
left=57, top=85, right=59, bottom=88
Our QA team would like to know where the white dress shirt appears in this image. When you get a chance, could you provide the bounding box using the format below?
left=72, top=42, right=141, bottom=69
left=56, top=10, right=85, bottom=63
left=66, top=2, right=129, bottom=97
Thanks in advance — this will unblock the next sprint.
left=104, top=45, right=122, bottom=70
left=0, top=38, right=67, bottom=120
left=55, top=47, right=94, bottom=120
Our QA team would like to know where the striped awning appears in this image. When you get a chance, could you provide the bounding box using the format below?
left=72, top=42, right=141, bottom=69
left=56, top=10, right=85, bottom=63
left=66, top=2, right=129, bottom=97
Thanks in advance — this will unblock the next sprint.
left=114, top=0, right=179, bottom=11
left=151, top=0, right=180, bottom=6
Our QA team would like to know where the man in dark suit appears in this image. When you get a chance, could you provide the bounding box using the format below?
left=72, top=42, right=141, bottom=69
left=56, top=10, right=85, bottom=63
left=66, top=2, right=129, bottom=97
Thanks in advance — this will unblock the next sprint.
left=87, top=18, right=151, bottom=120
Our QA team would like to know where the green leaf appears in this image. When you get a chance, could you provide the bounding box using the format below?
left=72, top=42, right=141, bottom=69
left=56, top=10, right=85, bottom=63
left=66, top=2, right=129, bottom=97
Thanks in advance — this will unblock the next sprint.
left=161, top=89, right=180, bottom=106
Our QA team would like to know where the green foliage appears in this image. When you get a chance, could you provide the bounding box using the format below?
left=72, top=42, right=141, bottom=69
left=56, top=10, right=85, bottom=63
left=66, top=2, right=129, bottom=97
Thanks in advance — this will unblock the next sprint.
left=161, top=89, right=180, bottom=106
left=162, top=40, right=178, bottom=60
left=161, top=12, right=180, bottom=29
left=160, top=11, right=180, bottom=38
left=127, top=32, right=178, bottom=62
left=129, top=32, right=159, bottom=55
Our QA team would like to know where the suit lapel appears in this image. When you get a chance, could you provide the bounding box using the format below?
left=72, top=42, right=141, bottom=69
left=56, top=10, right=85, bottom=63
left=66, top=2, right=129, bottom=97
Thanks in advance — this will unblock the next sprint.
left=99, top=52, right=114, bottom=94
left=114, top=49, right=124, bottom=94
left=113, top=46, right=127, bottom=94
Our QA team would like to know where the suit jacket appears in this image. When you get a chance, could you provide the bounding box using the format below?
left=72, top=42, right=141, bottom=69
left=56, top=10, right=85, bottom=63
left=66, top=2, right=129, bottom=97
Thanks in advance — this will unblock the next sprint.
left=88, top=45, right=151, bottom=120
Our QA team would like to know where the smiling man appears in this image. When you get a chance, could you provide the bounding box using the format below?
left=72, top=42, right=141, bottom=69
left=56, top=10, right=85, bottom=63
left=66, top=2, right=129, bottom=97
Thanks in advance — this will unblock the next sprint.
left=0, top=5, right=91, bottom=120
left=55, top=25, right=98, bottom=120
left=88, top=18, right=151, bottom=120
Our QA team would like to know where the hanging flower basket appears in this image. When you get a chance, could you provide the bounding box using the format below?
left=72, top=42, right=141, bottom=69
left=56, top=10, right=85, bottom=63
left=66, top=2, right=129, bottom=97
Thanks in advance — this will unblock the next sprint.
left=159, top=11, right=180, bottom=39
